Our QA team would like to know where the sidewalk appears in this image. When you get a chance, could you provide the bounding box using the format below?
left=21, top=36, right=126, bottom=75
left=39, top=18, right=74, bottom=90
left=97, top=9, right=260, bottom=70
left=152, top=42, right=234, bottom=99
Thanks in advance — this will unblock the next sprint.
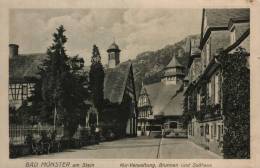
left=159, top=138, right=222, bottom=159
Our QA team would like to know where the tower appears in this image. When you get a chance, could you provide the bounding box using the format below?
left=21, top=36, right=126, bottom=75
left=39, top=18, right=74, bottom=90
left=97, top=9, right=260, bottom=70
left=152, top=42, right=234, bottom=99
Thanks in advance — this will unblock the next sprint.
left=161, top=55, right=185, bottom=85
left=107, top=42, right=121, bottom=68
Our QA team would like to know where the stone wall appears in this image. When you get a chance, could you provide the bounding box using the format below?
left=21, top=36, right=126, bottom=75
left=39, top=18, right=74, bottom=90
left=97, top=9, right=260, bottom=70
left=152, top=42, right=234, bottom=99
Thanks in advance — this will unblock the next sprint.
left=188, top=118, right=223, bottom=156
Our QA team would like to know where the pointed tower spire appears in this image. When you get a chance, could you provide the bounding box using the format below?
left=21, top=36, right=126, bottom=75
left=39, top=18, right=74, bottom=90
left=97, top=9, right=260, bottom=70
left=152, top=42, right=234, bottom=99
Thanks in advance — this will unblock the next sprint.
left=166, top=55, right=183, bottom=68
left=161, top=55, right=185, bottom=85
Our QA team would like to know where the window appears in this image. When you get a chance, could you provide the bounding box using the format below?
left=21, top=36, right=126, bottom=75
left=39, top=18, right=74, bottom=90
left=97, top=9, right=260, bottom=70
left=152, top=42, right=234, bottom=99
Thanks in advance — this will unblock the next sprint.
left=22, top=85, right=28, bottom=97
left=211, top=125, right=214, bottom=139
left=214, top=74, right=219, bottom=104
left=230, top=29, right=236, bottom=44
left=214, top=123, right=217, bottom=138
left=137, top=126, right=142, bottom=131
left=217, top=125, right=221, bottom=140
left=187, top=96, right=190, bottom=111
left=217, top=124, right=224, bottom=140
left=205, top=124, right=209, bottom=135
left=189, top=125, right=192, bottom=136
left=200, top=125, right=204, bottom=136
left=206, top=40, right=210, bottom=65
left=197, top=92, right=201, bottom=111
left=28, top=84, right=34, bottom=98
left=208, top=82, right=212, bottom=99
left=16, top=84, right=21, bottom=100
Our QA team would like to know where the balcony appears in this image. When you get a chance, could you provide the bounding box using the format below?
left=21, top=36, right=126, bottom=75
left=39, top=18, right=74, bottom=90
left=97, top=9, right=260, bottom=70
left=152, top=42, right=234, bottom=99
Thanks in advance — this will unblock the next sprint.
left=203, top=104, right=222, bottom=121
left=195, top=103, right=222, bottom=122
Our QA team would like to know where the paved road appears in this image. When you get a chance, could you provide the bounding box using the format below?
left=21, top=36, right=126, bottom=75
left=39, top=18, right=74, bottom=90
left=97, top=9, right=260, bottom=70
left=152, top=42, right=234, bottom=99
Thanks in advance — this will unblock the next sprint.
left=21, top=137, right=221, bottom=159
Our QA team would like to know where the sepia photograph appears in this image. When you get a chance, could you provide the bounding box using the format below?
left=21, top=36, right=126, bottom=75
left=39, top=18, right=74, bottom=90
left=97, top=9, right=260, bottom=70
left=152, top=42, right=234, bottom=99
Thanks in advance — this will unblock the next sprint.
left=7, top=8, right=250, bottom=160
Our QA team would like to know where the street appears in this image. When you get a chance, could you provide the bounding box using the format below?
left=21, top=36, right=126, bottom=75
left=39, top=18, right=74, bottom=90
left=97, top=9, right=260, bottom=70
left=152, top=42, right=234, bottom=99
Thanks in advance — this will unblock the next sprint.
left=21, top=137, right=222, bottom=159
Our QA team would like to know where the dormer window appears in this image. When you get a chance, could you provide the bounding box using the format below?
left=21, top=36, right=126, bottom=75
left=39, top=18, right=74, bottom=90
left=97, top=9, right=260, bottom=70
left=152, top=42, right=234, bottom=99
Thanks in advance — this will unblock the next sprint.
left=230, top=28, right=236, bottom=44
left=206, top=40, right=210, bottom=66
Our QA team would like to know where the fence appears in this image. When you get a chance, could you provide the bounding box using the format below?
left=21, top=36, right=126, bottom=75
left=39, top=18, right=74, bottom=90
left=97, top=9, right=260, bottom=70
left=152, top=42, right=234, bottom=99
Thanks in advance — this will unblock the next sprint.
left=9, top=124, right=64, bottom=145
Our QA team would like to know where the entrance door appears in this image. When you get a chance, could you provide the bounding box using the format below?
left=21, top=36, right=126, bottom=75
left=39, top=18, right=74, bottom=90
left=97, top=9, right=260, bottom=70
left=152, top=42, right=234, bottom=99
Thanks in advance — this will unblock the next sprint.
left=169, top=122, right=178, bottom=129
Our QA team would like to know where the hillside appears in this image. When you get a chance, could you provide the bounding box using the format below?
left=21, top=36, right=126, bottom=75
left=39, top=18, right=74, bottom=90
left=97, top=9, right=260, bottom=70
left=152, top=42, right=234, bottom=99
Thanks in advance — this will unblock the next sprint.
left=131, top=34, right=200, bottom=98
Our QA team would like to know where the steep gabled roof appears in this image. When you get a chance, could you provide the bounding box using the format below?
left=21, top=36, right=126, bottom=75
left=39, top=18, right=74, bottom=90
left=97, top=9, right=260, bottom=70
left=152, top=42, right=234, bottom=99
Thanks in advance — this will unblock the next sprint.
left=162, top=91, right=184, bottom=117
left=204, top=9, right=249, bottom=28
left=104, top=61, right=132, bottom=104
left=200, top=8, right=249, bottom=49
left=144, top=82, right=184, bottom=116
left=9, top=53, right=47, bottom=82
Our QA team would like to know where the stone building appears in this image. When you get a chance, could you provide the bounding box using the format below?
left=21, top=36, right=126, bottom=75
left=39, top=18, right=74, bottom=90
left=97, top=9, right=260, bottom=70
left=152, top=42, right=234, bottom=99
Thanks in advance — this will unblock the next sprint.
left=184, top=9, right=250, bottom=156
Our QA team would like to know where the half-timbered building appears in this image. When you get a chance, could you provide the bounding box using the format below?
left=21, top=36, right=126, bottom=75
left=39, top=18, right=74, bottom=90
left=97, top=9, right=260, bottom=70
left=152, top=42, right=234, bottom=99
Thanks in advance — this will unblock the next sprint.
left=9, top=44, right=47, bottom=112
left=137, top=54, right=188, bottom=137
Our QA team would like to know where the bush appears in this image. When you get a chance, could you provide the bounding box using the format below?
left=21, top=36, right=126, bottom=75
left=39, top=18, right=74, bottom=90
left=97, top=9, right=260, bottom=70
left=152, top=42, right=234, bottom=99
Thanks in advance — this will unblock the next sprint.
left=219, top=48, right=250, bottom=159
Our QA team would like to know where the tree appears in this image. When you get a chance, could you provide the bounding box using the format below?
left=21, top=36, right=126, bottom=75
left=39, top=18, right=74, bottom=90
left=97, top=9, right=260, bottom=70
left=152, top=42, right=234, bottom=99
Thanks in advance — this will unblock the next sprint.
left=34, top=25, right=88, bottom=138
left=89, top=45, right=105, bottom=125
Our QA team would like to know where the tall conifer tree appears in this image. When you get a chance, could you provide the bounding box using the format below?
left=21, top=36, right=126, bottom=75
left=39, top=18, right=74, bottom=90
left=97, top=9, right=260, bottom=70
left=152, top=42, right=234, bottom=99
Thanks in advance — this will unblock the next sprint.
left=34, top=25, right=88, bottom=138
left=89, top=45, right=105, bottom=124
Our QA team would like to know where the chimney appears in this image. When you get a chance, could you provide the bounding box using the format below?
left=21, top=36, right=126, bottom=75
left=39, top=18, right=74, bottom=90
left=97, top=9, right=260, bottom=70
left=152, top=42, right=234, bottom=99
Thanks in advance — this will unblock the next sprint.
left=9, top=44, right=19, bottom=58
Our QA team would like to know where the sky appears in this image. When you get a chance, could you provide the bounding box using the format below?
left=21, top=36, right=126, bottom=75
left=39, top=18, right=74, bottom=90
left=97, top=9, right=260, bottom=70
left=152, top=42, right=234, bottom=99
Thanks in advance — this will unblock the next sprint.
left=9, top=9, right=202, bottom=66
